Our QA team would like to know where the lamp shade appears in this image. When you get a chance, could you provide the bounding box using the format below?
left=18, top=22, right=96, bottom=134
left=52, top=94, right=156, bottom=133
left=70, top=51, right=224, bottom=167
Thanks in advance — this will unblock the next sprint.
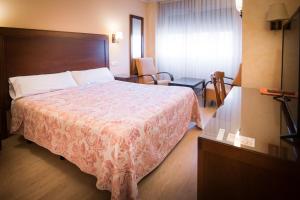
left=266, top=3, right=289, bottom=21
left=112, top=31, right=123, bottom=43
left=115, top=32, right=123, bottom=40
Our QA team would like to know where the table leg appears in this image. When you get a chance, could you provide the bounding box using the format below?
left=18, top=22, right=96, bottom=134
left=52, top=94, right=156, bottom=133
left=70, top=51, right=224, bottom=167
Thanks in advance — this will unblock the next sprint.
left=203, top=83, right=207, bottom=107
left=202, top=87, right=206, bottom=108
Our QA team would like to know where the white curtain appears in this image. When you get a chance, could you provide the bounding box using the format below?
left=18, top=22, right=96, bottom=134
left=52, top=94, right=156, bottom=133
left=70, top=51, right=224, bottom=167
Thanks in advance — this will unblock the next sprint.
left=156, top=0, right=242, bottom=79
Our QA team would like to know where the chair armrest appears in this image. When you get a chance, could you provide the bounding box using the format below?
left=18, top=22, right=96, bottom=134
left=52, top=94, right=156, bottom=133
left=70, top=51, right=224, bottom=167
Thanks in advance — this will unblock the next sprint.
left=224, top=83, right=234, bottom=86
left=224, top=76, right=234, bottom=80
left=138, top=74, right=158, bottom=84
left=224, top=77, right=234, bottom=87
left=157, top=72, right=174, bottom=81
left=204, top=80, right=212, bottom=88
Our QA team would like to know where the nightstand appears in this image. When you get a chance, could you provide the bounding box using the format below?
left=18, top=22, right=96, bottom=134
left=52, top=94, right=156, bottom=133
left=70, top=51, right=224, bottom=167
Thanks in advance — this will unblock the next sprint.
left=115, top=74, right=138, bottom=83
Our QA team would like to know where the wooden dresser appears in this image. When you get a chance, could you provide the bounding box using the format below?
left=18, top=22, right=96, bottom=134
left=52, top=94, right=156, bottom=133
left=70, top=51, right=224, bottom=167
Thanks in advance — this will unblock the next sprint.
left=198, top=87, right=300, bottom=200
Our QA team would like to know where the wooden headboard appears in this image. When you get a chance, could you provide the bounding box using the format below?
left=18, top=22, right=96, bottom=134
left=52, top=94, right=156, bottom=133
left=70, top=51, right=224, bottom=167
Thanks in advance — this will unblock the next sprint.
left=0, top=27, right=109, bottom=139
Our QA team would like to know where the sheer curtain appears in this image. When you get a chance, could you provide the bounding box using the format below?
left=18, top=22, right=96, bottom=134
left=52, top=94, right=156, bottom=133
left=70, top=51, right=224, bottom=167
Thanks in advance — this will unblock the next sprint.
left=156, top=0, right=242, bottom=79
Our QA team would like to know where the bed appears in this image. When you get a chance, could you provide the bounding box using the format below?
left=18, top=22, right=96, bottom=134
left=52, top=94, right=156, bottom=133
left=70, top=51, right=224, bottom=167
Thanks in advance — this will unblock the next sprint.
left=0, top=28, right=201, bottom=200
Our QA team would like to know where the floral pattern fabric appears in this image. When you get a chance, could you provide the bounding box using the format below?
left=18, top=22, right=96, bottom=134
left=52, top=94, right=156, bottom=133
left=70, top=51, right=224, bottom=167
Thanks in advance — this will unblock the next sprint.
left=11, top=81, right=201, bottom=200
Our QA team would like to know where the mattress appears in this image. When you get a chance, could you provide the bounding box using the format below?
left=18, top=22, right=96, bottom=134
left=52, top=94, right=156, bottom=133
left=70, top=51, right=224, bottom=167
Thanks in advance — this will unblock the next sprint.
left=11, top=80, right=201, bottom=200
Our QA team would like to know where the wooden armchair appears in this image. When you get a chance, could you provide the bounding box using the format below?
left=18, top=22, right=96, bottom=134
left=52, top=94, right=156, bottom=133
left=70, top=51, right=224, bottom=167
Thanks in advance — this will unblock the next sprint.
left=204, top=64, right=242, bottom=107
left=135, top=58, right=174, bottom=85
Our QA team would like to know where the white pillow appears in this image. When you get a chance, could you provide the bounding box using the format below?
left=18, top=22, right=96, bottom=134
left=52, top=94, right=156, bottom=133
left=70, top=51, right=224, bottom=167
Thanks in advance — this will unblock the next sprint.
left=71, top=67, right=115, bottom=86
left=9, top=71, right=77, bottom=99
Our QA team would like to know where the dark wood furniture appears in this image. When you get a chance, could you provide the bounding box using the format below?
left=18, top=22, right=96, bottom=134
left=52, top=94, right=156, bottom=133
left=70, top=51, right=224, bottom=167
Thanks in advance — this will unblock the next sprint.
left=0, top=27, right=109, bottom=141
left=210, top=71, right=234, bottom=107
left=204, top=65, right=242, bottom=107
left=211, top=71, right=227, bottom=107
left=169, top=78, right=205, bottom=98
left=203, top=72, right=234, bottom=107
left=169, top=77, right=205, bottom=89
left=0, top=110, right=3, bottom=150
left=198, top=87, right=300, bottom=200
left=115, top=74, right=138, bottom=83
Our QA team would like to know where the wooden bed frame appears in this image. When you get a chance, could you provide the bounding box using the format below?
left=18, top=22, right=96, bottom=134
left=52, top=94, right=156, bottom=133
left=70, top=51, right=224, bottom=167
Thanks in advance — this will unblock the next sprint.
left=0, top=27, right=109, bottom=141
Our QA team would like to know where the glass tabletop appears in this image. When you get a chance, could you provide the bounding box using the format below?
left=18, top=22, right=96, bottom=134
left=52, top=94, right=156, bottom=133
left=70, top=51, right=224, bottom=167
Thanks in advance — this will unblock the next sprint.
left=201, top=87, right=300, bottom=162
left=169, top=77, right=205, bottom=87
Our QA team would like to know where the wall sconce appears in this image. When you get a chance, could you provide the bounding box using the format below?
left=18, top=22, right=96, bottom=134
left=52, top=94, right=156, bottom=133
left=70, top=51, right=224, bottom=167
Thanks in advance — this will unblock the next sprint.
left=266, top=3, right=289, bottom=30
left=112, top=32, right=123, bottom=43
left=235, top=0, right=243, bottom=18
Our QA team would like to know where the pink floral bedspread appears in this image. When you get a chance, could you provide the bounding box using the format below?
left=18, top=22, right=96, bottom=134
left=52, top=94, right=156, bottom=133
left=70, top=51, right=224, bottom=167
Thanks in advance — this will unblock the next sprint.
left=11, top=80, right=201, bottom=200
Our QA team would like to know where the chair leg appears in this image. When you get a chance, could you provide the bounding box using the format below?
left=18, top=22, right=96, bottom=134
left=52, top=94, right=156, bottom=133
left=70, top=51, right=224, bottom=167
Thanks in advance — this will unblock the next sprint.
left=213, top=112, right=217, bottom=118
left=203, top=88, right=207, bottom=107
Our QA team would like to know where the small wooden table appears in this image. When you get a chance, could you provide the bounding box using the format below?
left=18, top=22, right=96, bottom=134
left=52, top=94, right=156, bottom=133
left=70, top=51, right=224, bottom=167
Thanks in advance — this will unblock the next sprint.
left=168, top=77, right=205, bottom=90
left=114, top=74, right=138, bottom=83
left=169, top=77, right=205, bottom=99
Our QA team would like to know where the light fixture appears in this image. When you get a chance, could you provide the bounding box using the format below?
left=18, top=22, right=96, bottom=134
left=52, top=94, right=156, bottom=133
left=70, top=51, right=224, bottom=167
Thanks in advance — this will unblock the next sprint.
left=235, top=0, right=243, bottom=17
left=112, top=31, right=123, bottom=43
left=266, top=3, right=289, bottom=30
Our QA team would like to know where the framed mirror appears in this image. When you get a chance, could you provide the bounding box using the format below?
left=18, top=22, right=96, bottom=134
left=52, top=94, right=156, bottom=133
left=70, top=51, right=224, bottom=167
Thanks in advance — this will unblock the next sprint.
left=130, top=15, right=144, bottom=75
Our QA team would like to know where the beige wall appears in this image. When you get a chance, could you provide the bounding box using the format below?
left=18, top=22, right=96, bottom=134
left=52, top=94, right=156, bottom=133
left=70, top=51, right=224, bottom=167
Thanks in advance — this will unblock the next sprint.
left=242, top=0, right=300, bottom=89
left=3, top=0, right=299, bottom=85
left=145, top=2, right=158, bottom=59
left=0, top=0, right=147, bottom=75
